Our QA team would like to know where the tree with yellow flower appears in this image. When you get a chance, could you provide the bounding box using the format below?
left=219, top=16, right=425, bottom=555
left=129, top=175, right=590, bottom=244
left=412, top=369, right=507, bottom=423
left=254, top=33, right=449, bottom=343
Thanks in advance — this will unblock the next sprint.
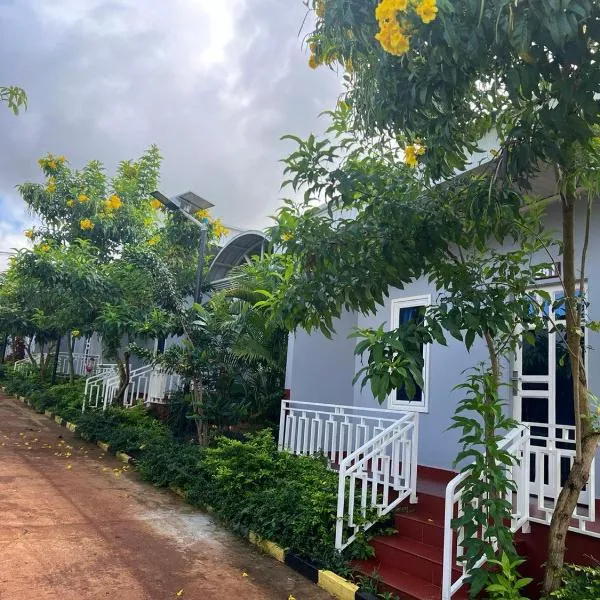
left=294, top=0, right=600, bottom=595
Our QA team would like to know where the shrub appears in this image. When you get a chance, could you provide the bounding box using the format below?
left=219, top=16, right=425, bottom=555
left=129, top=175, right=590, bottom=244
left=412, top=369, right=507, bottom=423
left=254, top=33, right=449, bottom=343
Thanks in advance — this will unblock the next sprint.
left=550, top=564, right=600, bottom=599
left=76, top=405, right=170, bottom=456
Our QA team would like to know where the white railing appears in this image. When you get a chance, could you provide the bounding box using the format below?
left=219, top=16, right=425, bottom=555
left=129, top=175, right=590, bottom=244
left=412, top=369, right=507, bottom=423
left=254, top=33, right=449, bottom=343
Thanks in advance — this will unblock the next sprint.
left=525, top=422, right=598, bottom=537
left=336, top=412, right=419, bottom=550
left=278, top=400, right=419, bottom=551
left=442, top=425, right=531, bottom=600
left=13, top=354, right=41, bottom=371
left=278, top=400, right=402, bottom=460
left=55, top=353, right=101, bottom=377
left=82, top=365, right=118, bottom=411
left=84, top=364, right=181, bottom=411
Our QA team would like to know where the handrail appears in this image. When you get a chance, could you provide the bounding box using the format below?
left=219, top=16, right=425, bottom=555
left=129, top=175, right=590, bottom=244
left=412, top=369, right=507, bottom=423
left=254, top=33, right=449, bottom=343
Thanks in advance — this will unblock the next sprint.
left=335, top=412, right=419, bottom=550
left=281, top=399, right=412, bottom=415
left=441, top=425, right=530, bottom=599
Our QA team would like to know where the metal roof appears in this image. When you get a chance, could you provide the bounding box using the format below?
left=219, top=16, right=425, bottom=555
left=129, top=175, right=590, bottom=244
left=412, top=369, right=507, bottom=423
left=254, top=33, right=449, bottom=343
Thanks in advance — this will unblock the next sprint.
left=207, top=230, right=267, bottom=285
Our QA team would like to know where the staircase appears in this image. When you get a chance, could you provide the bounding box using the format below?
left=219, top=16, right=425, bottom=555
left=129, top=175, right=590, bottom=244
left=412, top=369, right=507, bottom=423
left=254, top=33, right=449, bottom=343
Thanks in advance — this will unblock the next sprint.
left=354, top=488, right=467, bottom=600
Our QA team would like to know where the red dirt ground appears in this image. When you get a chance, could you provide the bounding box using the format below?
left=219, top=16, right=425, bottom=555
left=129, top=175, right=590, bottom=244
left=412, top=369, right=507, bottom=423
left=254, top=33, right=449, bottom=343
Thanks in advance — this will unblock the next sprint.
left=0, top=395, right=333, bottom=600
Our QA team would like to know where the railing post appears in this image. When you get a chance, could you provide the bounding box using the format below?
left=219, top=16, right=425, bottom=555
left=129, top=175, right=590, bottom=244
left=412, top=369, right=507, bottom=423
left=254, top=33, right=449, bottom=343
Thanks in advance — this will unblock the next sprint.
left=335, top=463, right=347, bottom=551
left=410, top=412, right=419, bottom=504
left=442, top=484, right=455, bottom=600
left=521, top=428, right=531, bottom=533
left=278, top=400, right=287, bottom=451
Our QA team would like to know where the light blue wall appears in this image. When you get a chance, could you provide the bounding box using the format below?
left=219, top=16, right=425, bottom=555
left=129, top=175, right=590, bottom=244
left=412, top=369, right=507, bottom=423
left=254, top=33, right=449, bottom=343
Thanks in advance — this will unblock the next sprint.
left=287, top=198, right=600, bottom=493
left=288, top=309, right=358, bottom=406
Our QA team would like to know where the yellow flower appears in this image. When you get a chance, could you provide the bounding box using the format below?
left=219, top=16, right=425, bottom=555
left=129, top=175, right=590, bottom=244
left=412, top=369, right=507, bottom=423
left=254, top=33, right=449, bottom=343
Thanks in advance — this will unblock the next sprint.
left=375, top=0, right=408, bottom=24
left=376, top=22, right=410, bottom=56
left=281, top=232, right=293, bottom=242
left=105, top=194, right=123, bottom=211
left=148, top=236, right=160, bottom=246
left=46, top=178, right=56, bottom=193
left=78, top=193, right=89, bottom=203
left=195, top=208, right=210, bottom=220
left=415, top=0, right=438, bottom=24
left=24, top=229, right=34, bottom=239
left=66, top=199, right=74, bottom=207
left=40, top=243, right=50, bottom=252
left=150, top=198, right=162, bottom=210
left=80, top=218, right=95, bottom=231
left=212, top=219, right=229, bottom=238
left=71, top=330, right=81, bottom=338
left=308, top=54, right=319, bottom=69
left=404, top=145, right=418, bottom=167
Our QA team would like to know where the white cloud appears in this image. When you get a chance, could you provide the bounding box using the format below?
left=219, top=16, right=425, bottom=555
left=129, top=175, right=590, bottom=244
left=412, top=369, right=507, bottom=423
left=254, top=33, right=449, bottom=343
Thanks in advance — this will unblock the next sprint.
left=0, top=0, right=341, bottom=247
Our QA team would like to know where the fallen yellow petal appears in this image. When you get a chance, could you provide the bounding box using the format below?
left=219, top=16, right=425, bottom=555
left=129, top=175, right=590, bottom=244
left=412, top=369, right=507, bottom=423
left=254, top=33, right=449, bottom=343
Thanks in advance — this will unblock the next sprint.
left=176, top=590, right=184, bottom=597
left=242, top=572, right=248, bottom=577
left=288, top=596, right=296, bottom=600
left=66, top=464, right=72, bottom=470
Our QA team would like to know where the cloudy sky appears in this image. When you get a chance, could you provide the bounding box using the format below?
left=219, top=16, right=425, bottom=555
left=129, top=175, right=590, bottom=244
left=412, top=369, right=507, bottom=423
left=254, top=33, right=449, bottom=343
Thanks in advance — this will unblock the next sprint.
left=0, top=0, right=341, bottom=266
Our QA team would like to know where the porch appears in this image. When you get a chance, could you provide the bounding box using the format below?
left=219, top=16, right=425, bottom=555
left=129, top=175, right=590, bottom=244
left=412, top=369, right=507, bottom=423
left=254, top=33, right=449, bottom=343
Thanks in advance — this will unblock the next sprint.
left=279, top=399, right=600, bottom=600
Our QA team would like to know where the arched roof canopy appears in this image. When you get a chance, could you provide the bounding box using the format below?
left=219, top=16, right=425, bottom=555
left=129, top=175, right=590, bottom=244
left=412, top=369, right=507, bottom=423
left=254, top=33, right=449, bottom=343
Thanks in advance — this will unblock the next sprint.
left=207, top=230, right=268, bottom=288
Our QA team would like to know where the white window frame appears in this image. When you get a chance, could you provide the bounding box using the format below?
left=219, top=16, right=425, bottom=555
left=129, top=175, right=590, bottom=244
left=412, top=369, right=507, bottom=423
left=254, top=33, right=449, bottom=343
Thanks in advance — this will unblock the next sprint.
left=388, top=294, right=431, bottom=413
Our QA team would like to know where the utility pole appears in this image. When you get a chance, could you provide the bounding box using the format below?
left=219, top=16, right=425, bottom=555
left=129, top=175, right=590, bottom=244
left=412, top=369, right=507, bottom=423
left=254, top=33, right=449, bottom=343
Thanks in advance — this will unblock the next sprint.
left=193, top=222, right=209, bottom=304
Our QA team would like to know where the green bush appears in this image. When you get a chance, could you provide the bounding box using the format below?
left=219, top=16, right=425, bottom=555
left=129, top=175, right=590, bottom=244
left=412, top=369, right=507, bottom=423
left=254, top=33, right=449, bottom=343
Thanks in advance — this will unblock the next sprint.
left=550, top=564, right=600, bottom=599
left=76, top=405, right=170, bottom=456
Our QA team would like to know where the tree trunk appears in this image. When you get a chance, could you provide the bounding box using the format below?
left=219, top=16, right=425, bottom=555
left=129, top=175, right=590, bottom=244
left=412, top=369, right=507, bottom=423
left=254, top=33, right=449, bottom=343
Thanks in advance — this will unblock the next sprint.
left=542, top=434, right=598, bottom=595
left=542, top=187, right=598, bottom=595
left=192, top=376, right=210, bottom=446
left=66, top=332, right=75, bottom=383
left=115, top=351, right=131, bottom=405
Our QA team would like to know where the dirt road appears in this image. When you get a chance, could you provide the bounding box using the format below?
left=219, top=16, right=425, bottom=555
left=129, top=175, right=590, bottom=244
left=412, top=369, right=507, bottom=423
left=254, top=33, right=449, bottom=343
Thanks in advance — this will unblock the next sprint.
left=0, top=395, right=333, bottom=600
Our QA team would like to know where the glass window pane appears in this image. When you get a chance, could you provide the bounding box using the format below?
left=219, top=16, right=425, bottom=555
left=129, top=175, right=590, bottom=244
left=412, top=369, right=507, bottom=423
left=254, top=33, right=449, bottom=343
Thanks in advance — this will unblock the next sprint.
left=522, top=330, right=549, bottom=376
left=555, top=335, right=576, bottom=426
left=395, top=304, right=425, bottom=404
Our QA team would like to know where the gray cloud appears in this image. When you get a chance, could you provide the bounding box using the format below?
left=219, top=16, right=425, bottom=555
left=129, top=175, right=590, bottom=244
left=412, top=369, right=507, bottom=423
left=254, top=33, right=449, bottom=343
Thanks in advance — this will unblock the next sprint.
left=0, top=0, right=341, bottom=244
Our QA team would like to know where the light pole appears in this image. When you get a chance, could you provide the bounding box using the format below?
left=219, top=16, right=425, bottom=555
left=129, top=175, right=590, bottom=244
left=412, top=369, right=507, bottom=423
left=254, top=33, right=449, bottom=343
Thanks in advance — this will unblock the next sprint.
left=151, top=190, right=213, bottom=304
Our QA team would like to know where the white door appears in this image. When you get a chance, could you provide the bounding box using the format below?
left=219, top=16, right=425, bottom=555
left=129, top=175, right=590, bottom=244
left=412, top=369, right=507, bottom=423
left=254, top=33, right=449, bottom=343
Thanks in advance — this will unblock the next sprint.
left=513, top=285, right=593, bottom=513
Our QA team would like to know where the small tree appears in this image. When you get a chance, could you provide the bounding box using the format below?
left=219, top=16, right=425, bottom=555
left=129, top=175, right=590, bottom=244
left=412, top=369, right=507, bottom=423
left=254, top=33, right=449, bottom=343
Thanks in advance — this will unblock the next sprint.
left=263, top=118, right=559, bottom=591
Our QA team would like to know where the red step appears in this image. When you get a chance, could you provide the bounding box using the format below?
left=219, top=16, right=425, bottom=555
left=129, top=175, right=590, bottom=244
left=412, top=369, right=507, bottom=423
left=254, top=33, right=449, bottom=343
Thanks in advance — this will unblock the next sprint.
left=353, top=490, right=471, bottom=599
left=353, top=558, right=469, bottom=600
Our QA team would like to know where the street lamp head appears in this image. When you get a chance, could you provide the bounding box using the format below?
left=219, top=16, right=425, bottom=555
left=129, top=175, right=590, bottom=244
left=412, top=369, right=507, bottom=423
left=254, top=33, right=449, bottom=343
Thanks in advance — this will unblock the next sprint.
left=176, top=191, right=214, bottom=214
left=150, top=190, right=180, bottom=211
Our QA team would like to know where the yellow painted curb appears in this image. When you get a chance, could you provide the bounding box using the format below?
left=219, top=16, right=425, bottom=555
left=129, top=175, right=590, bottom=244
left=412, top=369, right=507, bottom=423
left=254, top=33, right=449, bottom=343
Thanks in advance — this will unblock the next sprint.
left=66, top=422, right=77, bottom=432
left=116, top=451, right=131, bottom=464
left=44, top=409, right=53, bottom=418
left=54, top=415, right=63, bottom=425
left=97, top=441, right=109, bottom=452
left=248, top=532, right=286, bottom=563
left=318, top=570, right=358, bottom=600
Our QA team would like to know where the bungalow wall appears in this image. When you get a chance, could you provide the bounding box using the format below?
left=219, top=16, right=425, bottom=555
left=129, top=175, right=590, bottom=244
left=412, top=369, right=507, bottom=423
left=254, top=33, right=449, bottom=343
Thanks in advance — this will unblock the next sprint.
left=287, top=199, right=600, bottom=494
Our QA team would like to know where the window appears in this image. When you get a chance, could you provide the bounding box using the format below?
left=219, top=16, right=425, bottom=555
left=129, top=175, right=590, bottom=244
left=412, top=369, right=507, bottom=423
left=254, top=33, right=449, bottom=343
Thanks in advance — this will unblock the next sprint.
left=388, top=295, right=431, bottom=412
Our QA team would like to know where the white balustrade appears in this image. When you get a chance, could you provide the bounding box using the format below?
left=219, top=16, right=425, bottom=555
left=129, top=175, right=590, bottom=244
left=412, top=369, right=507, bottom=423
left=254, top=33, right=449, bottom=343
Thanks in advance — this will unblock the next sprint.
left=336, top=412, right=419, bottom=550
left=442, top=425, right=531, bottom=600
left=278, top=400, right=419, bottom=551
left=82, top=364, right=181, bottom=411
left=55, top=353, right=101, bottom=377
left=525, top=422, right=597, bottom=536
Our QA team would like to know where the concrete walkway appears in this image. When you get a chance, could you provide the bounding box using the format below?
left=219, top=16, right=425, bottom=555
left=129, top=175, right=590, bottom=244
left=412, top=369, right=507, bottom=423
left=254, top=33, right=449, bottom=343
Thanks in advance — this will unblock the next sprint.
left=0, top=395, right=333, bottom=600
